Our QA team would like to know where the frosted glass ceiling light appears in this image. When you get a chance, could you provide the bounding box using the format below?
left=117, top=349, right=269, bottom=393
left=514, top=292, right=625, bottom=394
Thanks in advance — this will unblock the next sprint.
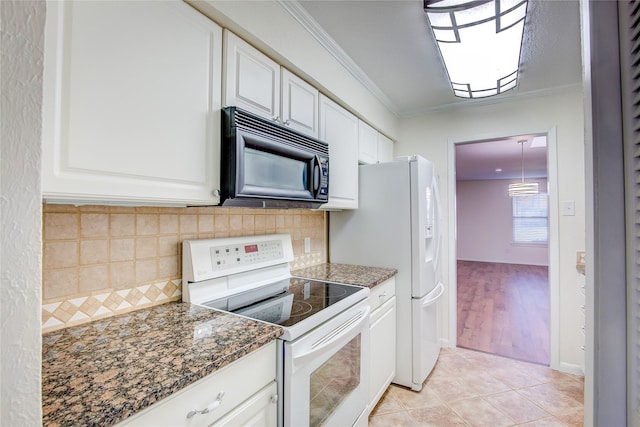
left=424, top=0, right=529, bottom=98
left=508, top=140, right=539, bottom=197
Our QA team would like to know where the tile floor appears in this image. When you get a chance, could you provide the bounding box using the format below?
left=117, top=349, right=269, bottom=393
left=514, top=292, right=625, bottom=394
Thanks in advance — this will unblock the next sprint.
left=368, top=347, right=584, bottom=427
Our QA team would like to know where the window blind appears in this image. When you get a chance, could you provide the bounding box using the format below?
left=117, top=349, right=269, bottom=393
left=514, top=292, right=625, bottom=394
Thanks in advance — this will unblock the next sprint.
left=620, top=1, right=640, bottom=424
left=512, top=193, right=548, bottom=243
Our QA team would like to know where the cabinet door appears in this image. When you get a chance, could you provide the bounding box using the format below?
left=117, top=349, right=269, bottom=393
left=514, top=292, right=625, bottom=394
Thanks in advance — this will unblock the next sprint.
left=319, top=95, right=359, bottom=210
left=213, top=382, right=277, bottom=427
left=358, top=120, right=379, bottom=165
left=281, top=68, right=319, bottom=137
left=223, top=30, right=280, bottom=121
left=369, top=297, right=396, bottom=410
left=377, top=133, right=394, bottom=163
left=118, top=343, right=276, bottom=427
left=42, top=1, right=222, bottom=205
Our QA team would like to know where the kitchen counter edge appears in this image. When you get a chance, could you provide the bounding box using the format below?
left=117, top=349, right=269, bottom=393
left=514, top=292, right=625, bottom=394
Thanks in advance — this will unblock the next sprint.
left=292, top=263, right=397, bottom=288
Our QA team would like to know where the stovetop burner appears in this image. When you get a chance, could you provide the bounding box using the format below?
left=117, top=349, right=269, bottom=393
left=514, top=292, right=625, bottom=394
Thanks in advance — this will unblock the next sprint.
left=202, top=277, right=364, bottom=332
left=289, top=300, right=313, bottom=317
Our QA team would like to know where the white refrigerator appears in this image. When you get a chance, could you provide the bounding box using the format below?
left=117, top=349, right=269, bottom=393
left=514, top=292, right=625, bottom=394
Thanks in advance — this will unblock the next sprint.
left=330, top=155, right=443, bottom=391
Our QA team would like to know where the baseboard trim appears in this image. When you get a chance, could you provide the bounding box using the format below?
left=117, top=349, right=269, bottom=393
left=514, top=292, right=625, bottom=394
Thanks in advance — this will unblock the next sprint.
left=558, top=361, right=585, bottom=377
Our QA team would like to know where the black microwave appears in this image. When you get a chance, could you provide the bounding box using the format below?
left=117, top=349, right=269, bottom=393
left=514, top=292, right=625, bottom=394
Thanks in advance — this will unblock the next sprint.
left=220, top=107, right=329, bottom=209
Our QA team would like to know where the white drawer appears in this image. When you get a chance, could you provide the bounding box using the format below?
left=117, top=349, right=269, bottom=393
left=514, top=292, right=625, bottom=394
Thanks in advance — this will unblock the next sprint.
left=368, top=277, right=396, bottom=312
left=119, top=342, right=276, bottom=427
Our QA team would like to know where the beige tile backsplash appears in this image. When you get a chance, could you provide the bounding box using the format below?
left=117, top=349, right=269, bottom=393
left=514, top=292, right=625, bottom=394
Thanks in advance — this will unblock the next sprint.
left=42, top=204, right=327, bottom=332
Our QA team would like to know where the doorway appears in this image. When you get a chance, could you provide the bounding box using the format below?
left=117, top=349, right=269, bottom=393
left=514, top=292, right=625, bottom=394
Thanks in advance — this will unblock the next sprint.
left=452, top=134, right=551, bottom=365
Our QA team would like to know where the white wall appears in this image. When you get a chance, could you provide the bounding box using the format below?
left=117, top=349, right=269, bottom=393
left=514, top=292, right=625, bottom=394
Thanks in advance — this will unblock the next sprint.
left=1, top=1, right=45, bottom=424
left=397, top=88, right=586, bottom=371
left=457, top=179, right=548, bottom=266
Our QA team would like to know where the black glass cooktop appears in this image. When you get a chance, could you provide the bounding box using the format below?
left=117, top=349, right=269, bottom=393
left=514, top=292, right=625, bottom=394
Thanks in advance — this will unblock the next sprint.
left=202, top=277, right=363, bottom=328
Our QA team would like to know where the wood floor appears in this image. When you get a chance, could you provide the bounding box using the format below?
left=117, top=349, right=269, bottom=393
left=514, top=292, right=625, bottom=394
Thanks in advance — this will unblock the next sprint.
left=456, top=260, right=550, bottom=365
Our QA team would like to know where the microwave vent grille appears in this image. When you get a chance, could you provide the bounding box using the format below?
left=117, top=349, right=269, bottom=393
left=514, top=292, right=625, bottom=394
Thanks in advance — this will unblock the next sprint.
left=233, top=109, right=328, bottom=155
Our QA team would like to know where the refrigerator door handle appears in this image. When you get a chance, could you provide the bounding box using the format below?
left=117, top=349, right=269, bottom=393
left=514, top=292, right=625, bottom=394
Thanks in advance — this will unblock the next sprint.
left=421, top=282, right=444, bottom=308
left=432, top=179, right=442, bottom=276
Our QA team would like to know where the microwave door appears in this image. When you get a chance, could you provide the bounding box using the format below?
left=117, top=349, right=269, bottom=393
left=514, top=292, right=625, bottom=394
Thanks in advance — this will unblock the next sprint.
left=233, top=131, right=318, bottom=201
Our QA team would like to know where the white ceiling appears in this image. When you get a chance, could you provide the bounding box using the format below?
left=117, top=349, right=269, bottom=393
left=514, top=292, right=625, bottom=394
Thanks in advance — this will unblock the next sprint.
left=455, top=135, right=548, bottom=181
left=295, top=0, right=583, bottom=116
left=291, top=0, right=582, bottom=180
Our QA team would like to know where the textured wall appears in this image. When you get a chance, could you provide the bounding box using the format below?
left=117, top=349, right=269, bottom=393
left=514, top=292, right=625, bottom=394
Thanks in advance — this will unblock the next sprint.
left=1, top=1, right=45, bottom=424
left=41, top=204, right=327, bottom=332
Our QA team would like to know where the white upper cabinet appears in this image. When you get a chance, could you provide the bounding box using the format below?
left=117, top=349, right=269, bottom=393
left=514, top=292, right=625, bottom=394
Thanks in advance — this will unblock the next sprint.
left=358, top=120, right=379, bottom=165
left=223, top=31, right=319, bottom=138
left=223, top=30, right=281, bottom=121
left=377, top=133, right=394, bottom=163
left=319, top=95, right=359, bottom=210
left=42, top=1, right=223, bottom=205
left=281, top=69, right=319, bottom=137
left=359, top=120, right=394, bottom=165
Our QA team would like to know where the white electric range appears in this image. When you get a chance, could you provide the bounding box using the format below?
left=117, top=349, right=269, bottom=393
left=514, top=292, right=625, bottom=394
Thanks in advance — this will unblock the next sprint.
left=182, top=234, right=370, bottom=427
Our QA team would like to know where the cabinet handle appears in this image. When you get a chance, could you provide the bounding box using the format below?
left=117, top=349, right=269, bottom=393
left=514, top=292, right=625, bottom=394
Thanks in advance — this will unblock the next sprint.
left=186, top=391, right=225, bottom=419
left=270, top=394, right=278, bottom=404
left=284, top=119, right=291, bottom=126
left=272, top=116, right=280, bottom=123
left=379, top=291, right=387, bottom=299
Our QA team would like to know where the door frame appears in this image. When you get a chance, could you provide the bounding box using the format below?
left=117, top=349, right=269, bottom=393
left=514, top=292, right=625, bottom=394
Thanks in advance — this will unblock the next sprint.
left=446, top=126, right=560, bottom=370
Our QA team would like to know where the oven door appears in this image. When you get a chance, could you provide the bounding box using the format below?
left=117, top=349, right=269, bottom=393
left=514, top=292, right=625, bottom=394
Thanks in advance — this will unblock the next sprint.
left=283, top=298, right=370, bottom=427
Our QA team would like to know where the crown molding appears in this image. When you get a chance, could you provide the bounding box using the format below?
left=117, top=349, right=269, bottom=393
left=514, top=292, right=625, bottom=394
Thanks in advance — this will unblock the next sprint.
left=277, top=0, right=400, bottom=117
left=400, top=83, right=583, bottom=118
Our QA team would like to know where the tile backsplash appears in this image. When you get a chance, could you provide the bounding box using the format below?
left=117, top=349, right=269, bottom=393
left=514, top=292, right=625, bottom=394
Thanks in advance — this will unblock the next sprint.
left=42, top=204, right=327, bottom=332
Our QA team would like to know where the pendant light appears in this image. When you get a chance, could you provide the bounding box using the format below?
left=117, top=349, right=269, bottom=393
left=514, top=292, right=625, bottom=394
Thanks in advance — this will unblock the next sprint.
left=508, top=140, right=539, bottom=196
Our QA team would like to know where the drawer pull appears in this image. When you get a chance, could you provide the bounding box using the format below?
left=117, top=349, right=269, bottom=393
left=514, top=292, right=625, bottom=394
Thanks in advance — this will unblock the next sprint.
left=186, top=391, right=225, bottom=419
left=379, top=291, right=387, bottom=299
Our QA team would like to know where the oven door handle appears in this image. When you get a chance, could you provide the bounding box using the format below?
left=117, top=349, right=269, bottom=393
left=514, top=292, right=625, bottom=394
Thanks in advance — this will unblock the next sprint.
left=293, top=305, right=370, bottom=365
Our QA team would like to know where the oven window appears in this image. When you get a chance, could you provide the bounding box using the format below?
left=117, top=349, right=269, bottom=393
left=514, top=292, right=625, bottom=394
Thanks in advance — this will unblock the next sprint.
left=244, top=148, right=307, bottom=191
left=309, top=335, right=361, bottom=427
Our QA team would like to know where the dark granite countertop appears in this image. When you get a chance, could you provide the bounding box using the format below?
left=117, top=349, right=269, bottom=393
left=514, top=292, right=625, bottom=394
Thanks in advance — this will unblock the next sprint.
left=42, top=302, right=282, bottom=427
left=292, top=263, right=397, bottom=288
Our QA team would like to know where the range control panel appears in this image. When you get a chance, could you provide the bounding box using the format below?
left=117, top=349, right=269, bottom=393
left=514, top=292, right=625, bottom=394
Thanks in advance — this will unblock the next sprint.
left=183, top=234, right=294, bottom=283
left=210, top=240, right=284, bottom=271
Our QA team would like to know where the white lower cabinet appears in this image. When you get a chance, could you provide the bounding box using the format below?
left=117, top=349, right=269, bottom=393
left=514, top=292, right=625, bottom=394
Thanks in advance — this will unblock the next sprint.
left=117, top=342, right=277, bottom=427
left=368, top=278, right=397, bottom=413
left=42, top=1, right=222, bottom=205
left=212, top=382, right=277, bottom=427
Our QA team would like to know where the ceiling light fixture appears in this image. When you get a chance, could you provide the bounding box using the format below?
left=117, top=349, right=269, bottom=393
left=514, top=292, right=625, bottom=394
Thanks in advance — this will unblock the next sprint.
left=424, top=0, right=529, bottom=99
left=508, top=140, right=538, bottom=196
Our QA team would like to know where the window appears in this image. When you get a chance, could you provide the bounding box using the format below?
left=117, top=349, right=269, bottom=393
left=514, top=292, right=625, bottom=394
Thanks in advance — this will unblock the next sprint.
left=512, top=193, right=548, bottom=244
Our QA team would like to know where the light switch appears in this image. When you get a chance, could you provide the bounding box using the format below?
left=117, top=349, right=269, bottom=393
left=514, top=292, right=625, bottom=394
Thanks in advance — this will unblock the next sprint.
left=562, top=200, right=575, bottom=216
